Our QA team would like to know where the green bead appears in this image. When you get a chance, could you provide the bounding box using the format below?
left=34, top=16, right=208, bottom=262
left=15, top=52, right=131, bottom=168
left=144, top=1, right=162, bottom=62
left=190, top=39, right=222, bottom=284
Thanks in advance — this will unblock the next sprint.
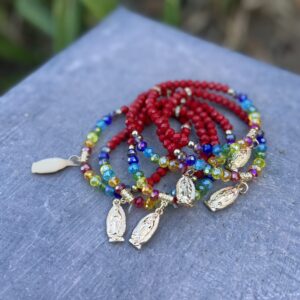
left=99, top=182, right=106, bottom=191
left=255, top=152, right=266, bottom=159
left=87, top=132, right=98, bottom=143
left=136, top=177, right=147, bottom=188
left=90, top=175, right=101, bottom=187
left=216, top=155, right=226, bottom=165
left=212, top=167, right=222, bottom=180
left=94, top=127, right=102, bottom=136
left=195, top=190, right=202, bottom=201
left=253, top=158, right=266, bottom=169
left=230, top=143, right=240, bottom=152
left=203, top=164, right=212, bottom=175
left=222, top=144, right=230, bottom=155
left=133, top=170, right=144, bottom=180
left=150, top=153, right=160, bottom=163
left=100, top=164, right=112, bottom=175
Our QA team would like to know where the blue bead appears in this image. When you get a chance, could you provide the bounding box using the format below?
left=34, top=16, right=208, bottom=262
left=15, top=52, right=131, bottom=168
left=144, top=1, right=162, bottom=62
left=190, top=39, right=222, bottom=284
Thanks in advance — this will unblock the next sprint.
left=127, top=149, right=136, bottom=156
left=196, top=184, right=206, bottom=194
left=96, top=120, right=107, bottom=129
left=105, top=186, right=115, bottom=196
left=195, top=159, right=206, bottom=170
left=226, top=134, right=236, bottom=144
left=143, top=147, right=153, bottom=158
left=257, top=136, right=266, bottom=144
left=186, top=155, right=196, bottom=166
left=103, top=115, right=112, bottom=125
left=171, top=189, right=176, bottom=196
left=98, top=158, right=108, bottom=166
left=136, top=141, right=147, bottom=151
left=128, top=155, right=139, bottom=164
left=238, top=93, right=248, bottom=102
left=202, top=144, right=213, bottom=154
left=98, top=152, right=109, bottom=160
left=128, top=163, right=139, bottom=174
left=212, top=145, right=222, bottom=156
left=201, top=178, right=213, bottom=190
left=114, top=191, right=122, bottom=199
left=256, top=144, right=267, bottom=152
left=103, top=169, right=115, bottom=181
left=240, top=100, right=252, bottom=111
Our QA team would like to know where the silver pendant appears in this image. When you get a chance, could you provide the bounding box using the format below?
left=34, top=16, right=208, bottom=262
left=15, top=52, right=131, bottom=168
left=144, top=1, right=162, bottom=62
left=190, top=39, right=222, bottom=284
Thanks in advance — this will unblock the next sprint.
left=176, top=175, right=196, bottom=207
left=129, top=213, right=160, bottom=249
left=227, top=147, right=251, bottom=171
left=205, top=186, right=240, bottom=212
left=31, top=157, right=80, bottom=174
left=106, top=200, right=126, bottom=242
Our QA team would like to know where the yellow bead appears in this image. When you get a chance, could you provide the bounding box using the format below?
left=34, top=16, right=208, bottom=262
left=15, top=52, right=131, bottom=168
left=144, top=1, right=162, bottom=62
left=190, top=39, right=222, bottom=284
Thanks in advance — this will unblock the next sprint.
left=159, top=156, right=169, bottom=168
left=169, top=160, right=179, bottom=171
left=84, top=170, right=94, bottom=180
left=216, top=155, right=226, bottom=165
left=208, top=156, right=218, bottom=167
left=87, top=132, right=98, bottom=143
left=108, top=177, right=120, bottom=187
left=144, top=198, right=155, bottom=210
left=142, top=184, right=153, bottom=196
left=230, top=143, right=240, bottom=152
left=90, top=175, right=101, bottom=187
left=221, top=169, right=231, bottom=182
left=85, top=140, right=95, bottom=148
left=237, top=139, right=248, bottom=149
left=94, top=127, right=102, bottom=136
left=253, top=158, right=266, bottom=169
left=136, top=177, right=147, bottom=189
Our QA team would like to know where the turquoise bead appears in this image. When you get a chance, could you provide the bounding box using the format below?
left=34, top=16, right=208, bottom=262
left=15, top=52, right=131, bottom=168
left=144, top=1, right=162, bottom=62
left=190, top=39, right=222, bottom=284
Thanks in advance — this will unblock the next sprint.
left=203, top=164, right=212, bottom=175
left=256, top=144, right=267, bottom=152
left=195, top=159, right=206, bottom=170
left=103, top=169, right=115, bottom=181
left=128, top=163, right=139, bottom=174
left=212, top=145, right=222, bottom=156
left=143, top=147, right=153, bottom=158
left=96, top=120, right=107, bottom=130
left=201, top=178, right=213, bottom=190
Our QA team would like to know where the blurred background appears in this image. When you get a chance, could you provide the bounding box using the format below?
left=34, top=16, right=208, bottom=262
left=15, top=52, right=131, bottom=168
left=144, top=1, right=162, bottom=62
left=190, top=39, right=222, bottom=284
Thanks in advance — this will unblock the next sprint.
left=0, top=0, right=300, bottom=93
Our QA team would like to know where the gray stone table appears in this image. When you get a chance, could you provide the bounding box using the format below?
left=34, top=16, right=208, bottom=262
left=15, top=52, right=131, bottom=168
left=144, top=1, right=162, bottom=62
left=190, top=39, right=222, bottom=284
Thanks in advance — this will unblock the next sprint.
left=0, top=7, right=299, bottom=300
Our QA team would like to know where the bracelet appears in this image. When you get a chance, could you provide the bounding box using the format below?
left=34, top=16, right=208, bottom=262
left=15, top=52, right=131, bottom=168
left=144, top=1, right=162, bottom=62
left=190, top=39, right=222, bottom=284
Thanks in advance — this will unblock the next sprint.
left=32, top=79, right=267, bottom=249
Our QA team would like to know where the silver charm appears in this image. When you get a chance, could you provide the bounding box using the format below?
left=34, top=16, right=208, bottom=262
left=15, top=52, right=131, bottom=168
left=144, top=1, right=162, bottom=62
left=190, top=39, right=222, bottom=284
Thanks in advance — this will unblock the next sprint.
left=129, top=212, right=160, bottom=249
left=106, top=200, right=126, bottom=242
left=227, top=147, right=251, bottom=171
left=176, top=175, right=196, bottom=207
left=205, top=186, right=240, bottom=212
left=31, top=156, right=80, bottom=174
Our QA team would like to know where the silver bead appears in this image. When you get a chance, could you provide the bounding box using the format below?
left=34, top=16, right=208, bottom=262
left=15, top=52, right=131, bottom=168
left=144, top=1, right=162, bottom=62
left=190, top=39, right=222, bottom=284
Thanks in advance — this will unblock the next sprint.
left=129, top=144, right=135, bottom=150
left=225, top=130, right=233, bottom=135
left=185, top=87, right=192, bottom=96
left=228, top=88, right=236, bottom=96
left=132, top=130, right=138, bottom=138
left=115, top=108, right=122, bottom=115
left=180, top=98, right=186, bottom=104
left=188, top=141, right=195, bottom=148
left=174, top=149, right=181, bottom=156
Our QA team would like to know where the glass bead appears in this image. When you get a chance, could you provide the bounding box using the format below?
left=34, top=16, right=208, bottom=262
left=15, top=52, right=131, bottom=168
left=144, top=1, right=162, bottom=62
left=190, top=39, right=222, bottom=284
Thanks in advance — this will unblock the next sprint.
left=98, top=152, right=109, bottom=160
left=202, top=144, right=213, bottom=154
left=195, top=159, right=206, bottom=170
left=142, top=185, right=153, bottom=196
left=216, top=155, right=226, bottom=165
left=212, top=145, right=222, bottom=156
left=85, top=140, right=95, bottom=148
left=159, top=156, right=170, bottom=168
left=127, top=149, right=136, bottom=156
left=143, top=147, right=153, bottom=158
left=84, top=170, right=94, bottom=180
left=150, top=154, right=160, bottom=163
left=257, top=136, right=266, bottom=144
left=208, top=157, right=218, bottom=167
left=186, top=155, right=196, bottom=166
left=136, top=141, right=147, bottom=151
left=128, top=163, right=139, bottom=174
left=94, top=127, right=102, bottom=136
left=103, top=115, right=112, bottom=125
left=96, top=120, right=107, bottom=129
left=128, top=155, right=139, bottom=164
left=222, top=144, right=230, bottom=155
left=103, top=169, right=115, bottom=181
left=136, top=177, right=147, bottom=189
left=90, top=175, right=101, bottom=187
left=108, top=177, right=120, bottom=187
left=133, top=196, right=144, bottom=208
left=169, top=160, right=179, bottom=171
left=226, top=134, right=236, bottom=144
left=201, top=178, right=213, bottom=190
left=256, top=144, right=267, bottom=152
left=100, top=164, right=111, bottom=175
left=133, top=170, right=144, bottom=180
left=230, top=143, right=240, bottom=152
left=240, top=99, right=252, bottom=111
left=87, top=132, right=98, bottom=143
left=144, top=198, right=155, bottom=210
left=253, top=158, right=266, bottom=169
left=221, top=169, right=231, bottom=182
left=255, top=152, right=266, bottom=159
left=212, top=168, right=223, bottom=180
left=204, top=164, right=212, bottom=175
left=105, top=186, right=115, bottom=196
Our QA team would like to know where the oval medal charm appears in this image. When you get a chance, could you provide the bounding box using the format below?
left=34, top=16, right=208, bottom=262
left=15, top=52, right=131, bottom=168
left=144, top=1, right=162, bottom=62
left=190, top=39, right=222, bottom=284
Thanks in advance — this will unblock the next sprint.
left=31, top=157, right=79, bottom=174
left=227, top=147, right=252, bottom=171
left=176, top=175, right=196, bottom=207
left=106, top=200, right=126, bottom=242
left=205, top=186, right=240, bottom=212
left=129, top=213, right=160, bottom=249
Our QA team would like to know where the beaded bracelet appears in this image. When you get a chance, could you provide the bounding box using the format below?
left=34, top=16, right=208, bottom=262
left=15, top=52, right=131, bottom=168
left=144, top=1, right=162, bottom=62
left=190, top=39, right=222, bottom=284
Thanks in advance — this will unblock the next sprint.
left=32, top=79, right=267, bottom=249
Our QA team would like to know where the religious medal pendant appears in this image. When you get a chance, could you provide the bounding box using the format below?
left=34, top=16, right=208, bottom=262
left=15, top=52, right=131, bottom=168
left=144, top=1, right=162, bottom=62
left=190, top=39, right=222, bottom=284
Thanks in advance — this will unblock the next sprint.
left=129, top=193, right=172, bottom=249
left=175, top=170, right=196, bottom=207
left=106, top=189, right=134, bottom=243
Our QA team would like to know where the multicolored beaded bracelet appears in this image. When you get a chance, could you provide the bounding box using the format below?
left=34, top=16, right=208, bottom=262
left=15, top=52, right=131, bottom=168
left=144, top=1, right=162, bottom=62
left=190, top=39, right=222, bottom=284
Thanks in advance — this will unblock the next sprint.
left=32, top=79, right=267, bottom=249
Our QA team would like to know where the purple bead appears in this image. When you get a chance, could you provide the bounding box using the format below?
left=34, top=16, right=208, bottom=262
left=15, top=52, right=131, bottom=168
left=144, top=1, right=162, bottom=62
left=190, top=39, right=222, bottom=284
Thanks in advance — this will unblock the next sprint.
left=186, top=155, right=196, bottom=166
left=150, top=189, right=159, bottom=200
left=82, top=147, right=91, bottom=154
left=202, top=144, right=213, bottom=154
left=136, top=141, right=147, bottom=151
left=194, top=143, right=202, bottom=152
left=250, top=124, right=260, bottom=130
left=128, top=155, right=139, bottom=164
left=226, top=134, right=236, bottom=144
left=238, top=93, right=248, bottom=102
left=244, top=137, right=253, bottom=146
left=249, top=168, right=258, bottom=177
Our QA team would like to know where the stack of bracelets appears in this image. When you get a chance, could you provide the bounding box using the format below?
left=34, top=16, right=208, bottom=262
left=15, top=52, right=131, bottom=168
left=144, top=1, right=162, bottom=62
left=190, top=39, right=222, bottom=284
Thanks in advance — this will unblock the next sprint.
left=32, top=80, right=267, bottom=249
